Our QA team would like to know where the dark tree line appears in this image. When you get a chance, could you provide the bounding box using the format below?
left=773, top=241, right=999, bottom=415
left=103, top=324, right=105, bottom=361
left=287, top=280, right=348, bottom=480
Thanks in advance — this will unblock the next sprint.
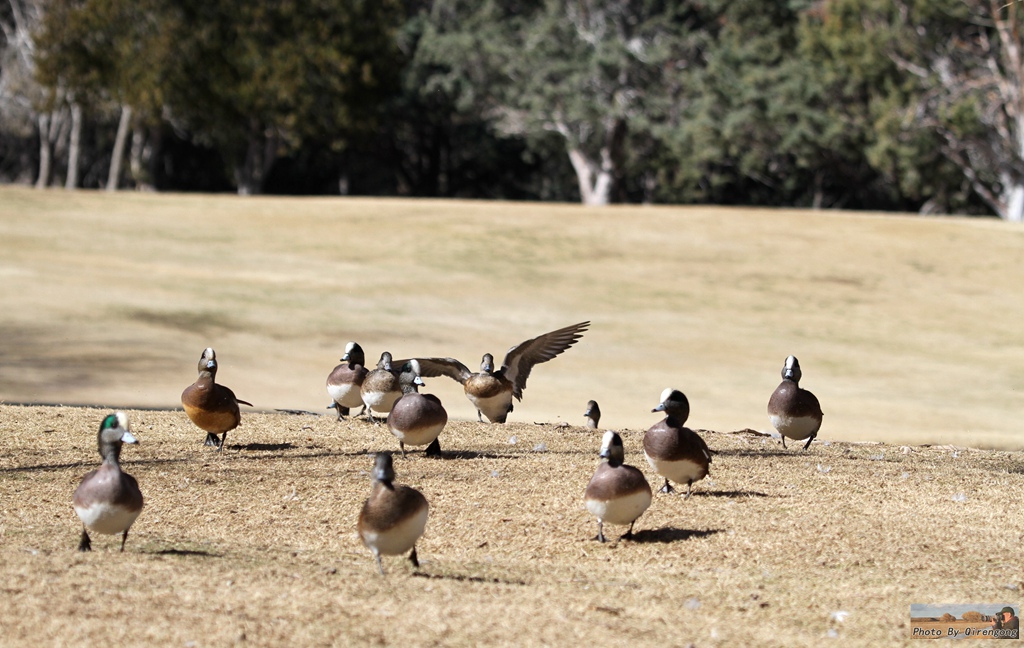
left=1, top=0, right=1021, bottom=218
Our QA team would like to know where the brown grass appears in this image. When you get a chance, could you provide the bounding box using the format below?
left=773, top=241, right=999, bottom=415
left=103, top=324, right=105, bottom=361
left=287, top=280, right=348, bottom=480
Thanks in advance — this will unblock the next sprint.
left=2, top=188, right=1023, bottom=645
left=1, top=405, right=1022, bottom=646
left=1, top=187, right=1023, bottom=448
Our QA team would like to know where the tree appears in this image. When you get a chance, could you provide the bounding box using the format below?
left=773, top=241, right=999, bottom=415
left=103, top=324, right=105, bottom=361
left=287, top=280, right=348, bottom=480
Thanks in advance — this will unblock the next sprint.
left=35, top=0, right=173, bottom=190
left=421, top=0, right=712, bottom=205
left=159, top=0, right=404, bottom=195
left=1, top=0, right=72, bottom=188
left=814, top=0, right=1024, bottom=220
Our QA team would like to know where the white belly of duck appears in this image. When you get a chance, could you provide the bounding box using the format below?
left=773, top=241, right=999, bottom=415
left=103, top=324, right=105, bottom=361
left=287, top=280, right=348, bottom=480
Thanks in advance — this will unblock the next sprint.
left=328, top=382, right=364, bottom=409
left=470, top=392, right=514, bottom=423
left=644, top=453, right=708, bottom=485
left=390, top=423, right=444, bottom=447
left=585, top=489, right=652, bottom=526
left=770, top=414, right=819, bottom=440
left=362, top=390, right=401, bottom=414
left=74, top=502, right=141, bottom=535
left=360, top=506, right=428, bottom=556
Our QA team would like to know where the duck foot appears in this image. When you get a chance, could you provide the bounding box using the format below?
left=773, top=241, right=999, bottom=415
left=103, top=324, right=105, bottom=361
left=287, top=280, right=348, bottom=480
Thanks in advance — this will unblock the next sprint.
left=425, top=439, right=442, bottom=458
left=78, top=529, right=92, bottom=552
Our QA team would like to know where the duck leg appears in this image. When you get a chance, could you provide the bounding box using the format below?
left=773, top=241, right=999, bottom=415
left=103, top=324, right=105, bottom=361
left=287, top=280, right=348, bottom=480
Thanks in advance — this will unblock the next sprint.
left=684, top=480, right=693, bottom=500
left=659, top=479, right=675, bottom=494
left=425, top=438, right=442, bottom=458
left=399, top=442, right=406, bottom=458
left=217, top=432, right=228, bottom=451
left=781, top=436, right=787, bottom=449
left=120, top=530, right=130, bottom=552
left=372, top=549, right=385, bottom=576
left=78, top=528, right=92, bottom=552
left=204, top=433, right=219, bottom=447
left=476, top=409, right=484, bottom=423
left=408, top=546, right=419, bottom=568
left=595, top=520, right=606, bottom=543
left=621, top=520, right=637, bottom=540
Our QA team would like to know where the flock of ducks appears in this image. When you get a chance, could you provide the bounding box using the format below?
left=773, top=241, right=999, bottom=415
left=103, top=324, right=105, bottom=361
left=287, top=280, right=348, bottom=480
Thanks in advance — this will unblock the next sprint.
left=70, top=321, right=824, bottom=575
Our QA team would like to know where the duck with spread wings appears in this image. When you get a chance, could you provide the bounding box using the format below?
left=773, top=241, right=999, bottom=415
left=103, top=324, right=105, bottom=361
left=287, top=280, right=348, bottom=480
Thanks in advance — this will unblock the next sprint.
left=408, top=321, right=590, bottom=424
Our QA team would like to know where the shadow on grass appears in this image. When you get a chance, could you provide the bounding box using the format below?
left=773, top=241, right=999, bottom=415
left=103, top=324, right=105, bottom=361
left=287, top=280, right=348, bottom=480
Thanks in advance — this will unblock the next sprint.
left=432, top=451, right=522, bottom=461
left=712, top=448, right=801, bottom=458
left=0, top=456, right=191, bottom=474
left=691, top=489, right=770, bottom=499
left=412, top=571, right=526, bottom=586
left=152, top=548, right=221, bottom=558
left=233, top=442, right=298, bottom=452
left=629, top=527, right=724, bottom=544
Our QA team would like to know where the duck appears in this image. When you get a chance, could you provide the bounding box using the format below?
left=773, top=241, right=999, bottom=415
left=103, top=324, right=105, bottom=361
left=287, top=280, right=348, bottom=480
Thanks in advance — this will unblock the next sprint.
left=584, top=400, right=602, bottom=429
left=584, top=430, right=651, bottom=542
left=411, top=321, right=590, bottom=423
left=326, top=341, right=369, bottom=419
left=360, top=352, right=403, bottom=422
left=767, top=355, right=823, bottom=450
left=357, top=452, right=429, bottom=575
left=181, top=348, right=252, bottom=450
left=387, top=360, right=447, bottom=457
left=72, top=412, right=144, bottom=552
left=642, top=388, right=711, bottom=497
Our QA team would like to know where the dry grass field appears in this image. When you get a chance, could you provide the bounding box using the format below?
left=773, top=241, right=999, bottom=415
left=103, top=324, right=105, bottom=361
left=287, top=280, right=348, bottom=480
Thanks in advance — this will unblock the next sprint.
left=2, top=405, right=1022, bottom=647
left=1, top=186, right=1023, bottom=448
left=1, top=188, right=1023, bottom=646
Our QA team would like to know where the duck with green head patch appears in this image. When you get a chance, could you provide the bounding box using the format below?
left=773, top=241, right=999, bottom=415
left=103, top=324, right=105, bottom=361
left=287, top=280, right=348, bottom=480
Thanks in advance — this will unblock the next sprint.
left=72, top=412, right=144, bottom=552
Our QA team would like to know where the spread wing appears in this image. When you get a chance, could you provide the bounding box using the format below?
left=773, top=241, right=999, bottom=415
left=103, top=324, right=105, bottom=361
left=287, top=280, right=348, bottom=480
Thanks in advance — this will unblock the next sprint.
left=499, top=321, right=589, bottom=399
left=395, top=357, right=474, bottom=384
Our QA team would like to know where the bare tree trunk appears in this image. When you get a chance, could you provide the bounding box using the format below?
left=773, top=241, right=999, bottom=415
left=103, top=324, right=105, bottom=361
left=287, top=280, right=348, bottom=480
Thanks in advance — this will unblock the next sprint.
left=36, top=112, right=52, bottom=188
left=107, top=104, right=133, bottom=191
left=130, top=125, right=157, bottom=191
left=555, top=116, right=625, bottom=206
left=1002, top=182, right=1024, bottom=222
left=233, top=120, right=278, bottom=195
left=65, top=101, right=82, bottom=189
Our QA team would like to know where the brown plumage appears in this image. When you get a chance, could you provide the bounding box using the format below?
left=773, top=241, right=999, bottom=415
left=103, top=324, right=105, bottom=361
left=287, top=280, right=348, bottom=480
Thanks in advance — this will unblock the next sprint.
left=767, top=355, right=823, bottom=450
left=584, top=400, right=602, bottom=429
left=642, top=388, right=711, bottom=497
left=357, top=452, right=429, bottom=575
left=409, top=321, right=590, bottom=423
left=360, top=351, right=403, bottom=421
left=181, top=347, right=252, bottom=451
left=387, top=361, right=447, bottom=457
left=584, top=431, right=651, bottom=542
left=326, top=341, right=369, bottom=419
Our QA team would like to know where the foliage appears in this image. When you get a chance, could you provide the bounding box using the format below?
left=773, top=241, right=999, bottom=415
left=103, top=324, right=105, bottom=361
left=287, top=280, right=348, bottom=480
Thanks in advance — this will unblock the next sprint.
left=0, top=0, right=1020, bottom=215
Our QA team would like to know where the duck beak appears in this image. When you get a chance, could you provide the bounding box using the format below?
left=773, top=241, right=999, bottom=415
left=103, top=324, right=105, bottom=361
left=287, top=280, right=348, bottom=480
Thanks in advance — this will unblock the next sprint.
left=121, top=431, right=139, bottom=444
left=651, top=403, right=666, bottom=413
